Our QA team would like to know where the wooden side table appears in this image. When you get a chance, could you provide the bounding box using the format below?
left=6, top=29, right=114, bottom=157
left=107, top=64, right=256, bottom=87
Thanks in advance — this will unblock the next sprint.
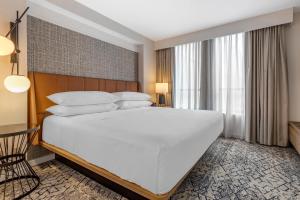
left=288, top=122, right=300, bottom=154
left=0, top=124, right=40, bottom=200
left=151, top=103, right=171, bottom=107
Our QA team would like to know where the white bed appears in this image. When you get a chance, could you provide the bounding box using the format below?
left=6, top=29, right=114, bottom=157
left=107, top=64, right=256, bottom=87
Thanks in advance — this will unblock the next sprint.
left=43, top=107, right=223, bottom=194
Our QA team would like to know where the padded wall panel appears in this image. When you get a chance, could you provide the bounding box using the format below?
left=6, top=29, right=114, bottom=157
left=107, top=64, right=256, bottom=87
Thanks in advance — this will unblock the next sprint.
left=28, top=16, right=138, bottom=81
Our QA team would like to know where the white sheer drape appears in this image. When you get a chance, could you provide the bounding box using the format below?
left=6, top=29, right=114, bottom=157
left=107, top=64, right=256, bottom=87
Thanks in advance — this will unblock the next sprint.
left=174, top=42, right=202, bottom=109
left=212, top=33, right=245, bottom=139
left=174, top=33, right=245, bottom=139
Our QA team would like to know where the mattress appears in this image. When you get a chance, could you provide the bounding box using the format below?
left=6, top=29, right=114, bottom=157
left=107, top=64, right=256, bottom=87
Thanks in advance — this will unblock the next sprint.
left=43, top=107, right=224, bottom=194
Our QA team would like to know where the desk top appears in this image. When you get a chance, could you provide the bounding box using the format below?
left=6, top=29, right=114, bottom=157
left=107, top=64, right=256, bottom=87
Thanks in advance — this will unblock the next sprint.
left=0, top=124, right=39, bottom=138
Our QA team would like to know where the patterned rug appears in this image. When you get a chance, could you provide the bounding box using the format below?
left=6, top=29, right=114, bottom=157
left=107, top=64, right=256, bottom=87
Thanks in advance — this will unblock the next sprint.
left=22, top=138, right=300, bottom=200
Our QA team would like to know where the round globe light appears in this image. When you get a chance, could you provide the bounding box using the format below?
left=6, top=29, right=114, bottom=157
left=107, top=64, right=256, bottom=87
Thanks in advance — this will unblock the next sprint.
left=4, top=75, right=30, bottom=93
left=0, top=35, right=15, bottom=56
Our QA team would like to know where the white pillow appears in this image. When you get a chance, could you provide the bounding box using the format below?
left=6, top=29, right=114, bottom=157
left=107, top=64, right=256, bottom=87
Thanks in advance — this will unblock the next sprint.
left=48, top=91, right=119, bottom=106
left=116, top=100, right=152, bottom=110
left=47, top=103, right=118, bottom=116
left=113, top=92, right=151, bottom=101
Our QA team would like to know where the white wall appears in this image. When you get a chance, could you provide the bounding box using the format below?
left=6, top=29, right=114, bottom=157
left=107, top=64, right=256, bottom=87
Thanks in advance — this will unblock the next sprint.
left=155, top=8, right=293, bottom=50
left=139, top=42, right=156, bottom=96
left=0, top=0, right=27, bottom=126
left=287, top=12, right=300, bottom=121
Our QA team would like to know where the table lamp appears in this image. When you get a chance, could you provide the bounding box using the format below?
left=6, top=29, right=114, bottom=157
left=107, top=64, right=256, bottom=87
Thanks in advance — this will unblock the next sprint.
left=156, top=83, right=168, bottom=106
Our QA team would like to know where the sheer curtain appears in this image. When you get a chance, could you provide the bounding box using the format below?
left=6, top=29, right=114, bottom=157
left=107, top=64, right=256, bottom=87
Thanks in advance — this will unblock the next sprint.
left=174, top=33, right=246, bottom=139
left=211, top=33, right=245, bottom=139
left=174, top=42, right=202, bottom=109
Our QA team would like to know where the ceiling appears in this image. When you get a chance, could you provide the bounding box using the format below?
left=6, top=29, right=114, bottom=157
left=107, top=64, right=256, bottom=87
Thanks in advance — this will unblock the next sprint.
left=74, top=0, right=300, bottom=41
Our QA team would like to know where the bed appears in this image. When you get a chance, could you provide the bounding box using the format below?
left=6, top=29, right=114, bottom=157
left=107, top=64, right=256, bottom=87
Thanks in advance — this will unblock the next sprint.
left=28, top=72, right=224, bottom=200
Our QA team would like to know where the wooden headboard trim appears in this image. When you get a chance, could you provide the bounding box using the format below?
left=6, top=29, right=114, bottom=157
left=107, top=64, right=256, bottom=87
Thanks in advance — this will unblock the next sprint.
left=28, top=71, right=139, bottom=145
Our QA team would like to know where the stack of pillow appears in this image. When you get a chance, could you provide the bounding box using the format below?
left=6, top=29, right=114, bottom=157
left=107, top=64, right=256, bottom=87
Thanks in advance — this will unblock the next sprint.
left=113, top=92, right=152, bottom=110
left=47, top=91, right=119, bottom=117
left=46, top=91, right=152, bottom=116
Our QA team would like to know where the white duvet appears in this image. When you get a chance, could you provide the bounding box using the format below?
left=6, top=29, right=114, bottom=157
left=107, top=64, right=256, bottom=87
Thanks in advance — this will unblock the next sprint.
left=43, top=107, right=224, bottom=194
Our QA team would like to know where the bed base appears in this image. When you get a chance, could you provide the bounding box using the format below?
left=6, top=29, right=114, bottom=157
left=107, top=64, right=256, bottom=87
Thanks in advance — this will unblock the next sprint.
left=55, top=154, right=147, bottom=200
left=40, top=141, right=187, bottom=200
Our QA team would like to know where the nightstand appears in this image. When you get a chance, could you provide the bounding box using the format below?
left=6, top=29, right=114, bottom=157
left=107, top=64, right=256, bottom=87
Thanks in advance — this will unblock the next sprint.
left=289, top=122, right=300, bottom=154
left=151, top=103, right=171, bottom=107
left=0, top=124, right=40, bottom=199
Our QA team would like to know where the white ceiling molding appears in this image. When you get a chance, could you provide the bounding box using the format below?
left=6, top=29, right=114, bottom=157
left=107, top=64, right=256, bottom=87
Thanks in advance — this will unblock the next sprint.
left=155, top=8, right=294, bottom=50
left=44, top=0, right=153, bottom=44
left=28, top=0, right=151, bottom=52
left=74, top=0, right=300, bottom=41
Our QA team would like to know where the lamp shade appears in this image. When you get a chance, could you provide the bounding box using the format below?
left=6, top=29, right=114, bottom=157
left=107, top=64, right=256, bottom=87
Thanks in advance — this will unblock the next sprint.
left=156, top=83, right=168, bottom=94
left=0, top=35, right=15, bottom=56
left=4, top=75, right=30, bottom=93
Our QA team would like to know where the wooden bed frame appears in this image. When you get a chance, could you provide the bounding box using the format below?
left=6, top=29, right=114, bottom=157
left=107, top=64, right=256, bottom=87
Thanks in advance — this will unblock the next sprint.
left=28, top=72, right=188, bottom=200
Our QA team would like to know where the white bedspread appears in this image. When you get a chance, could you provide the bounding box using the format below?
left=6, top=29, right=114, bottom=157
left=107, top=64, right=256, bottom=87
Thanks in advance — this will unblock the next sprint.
left=43, top=107, right=224, bottom=194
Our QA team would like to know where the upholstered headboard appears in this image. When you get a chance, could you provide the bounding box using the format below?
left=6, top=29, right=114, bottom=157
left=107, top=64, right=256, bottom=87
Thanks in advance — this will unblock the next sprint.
left=28, top=72, right=139, bottom=145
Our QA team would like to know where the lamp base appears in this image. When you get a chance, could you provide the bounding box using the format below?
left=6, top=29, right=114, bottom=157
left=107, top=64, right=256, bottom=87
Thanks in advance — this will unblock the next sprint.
left=158, top=94, right=166, bottom=106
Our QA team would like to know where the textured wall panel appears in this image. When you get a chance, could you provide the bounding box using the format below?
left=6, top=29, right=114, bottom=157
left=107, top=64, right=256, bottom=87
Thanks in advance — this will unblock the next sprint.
left=27, top=16, right=138, bottom=81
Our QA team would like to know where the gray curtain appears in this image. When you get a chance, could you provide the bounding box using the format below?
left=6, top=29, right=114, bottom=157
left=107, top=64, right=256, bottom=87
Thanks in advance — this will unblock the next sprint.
left=156, top=48, right=175, bottom=107
left=199, top=40, right=214, bottom=110
left=245, top=25, right=289, bottom=147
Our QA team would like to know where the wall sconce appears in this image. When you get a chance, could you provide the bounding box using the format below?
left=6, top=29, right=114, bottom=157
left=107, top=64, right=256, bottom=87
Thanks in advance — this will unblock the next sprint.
left=156, top=83, right=168, bottom=106
left=0, top=7, right=30, bottom=93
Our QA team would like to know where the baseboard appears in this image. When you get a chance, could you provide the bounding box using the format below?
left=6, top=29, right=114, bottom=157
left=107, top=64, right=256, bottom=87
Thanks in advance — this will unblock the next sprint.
left=28, top=153, right=55, bottom=166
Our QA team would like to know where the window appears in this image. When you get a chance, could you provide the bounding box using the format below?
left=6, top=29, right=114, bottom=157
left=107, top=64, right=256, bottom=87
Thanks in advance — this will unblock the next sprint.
left=174, top=33, right=245, bottom=115
left=174, top=33, right=246, bottom=139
